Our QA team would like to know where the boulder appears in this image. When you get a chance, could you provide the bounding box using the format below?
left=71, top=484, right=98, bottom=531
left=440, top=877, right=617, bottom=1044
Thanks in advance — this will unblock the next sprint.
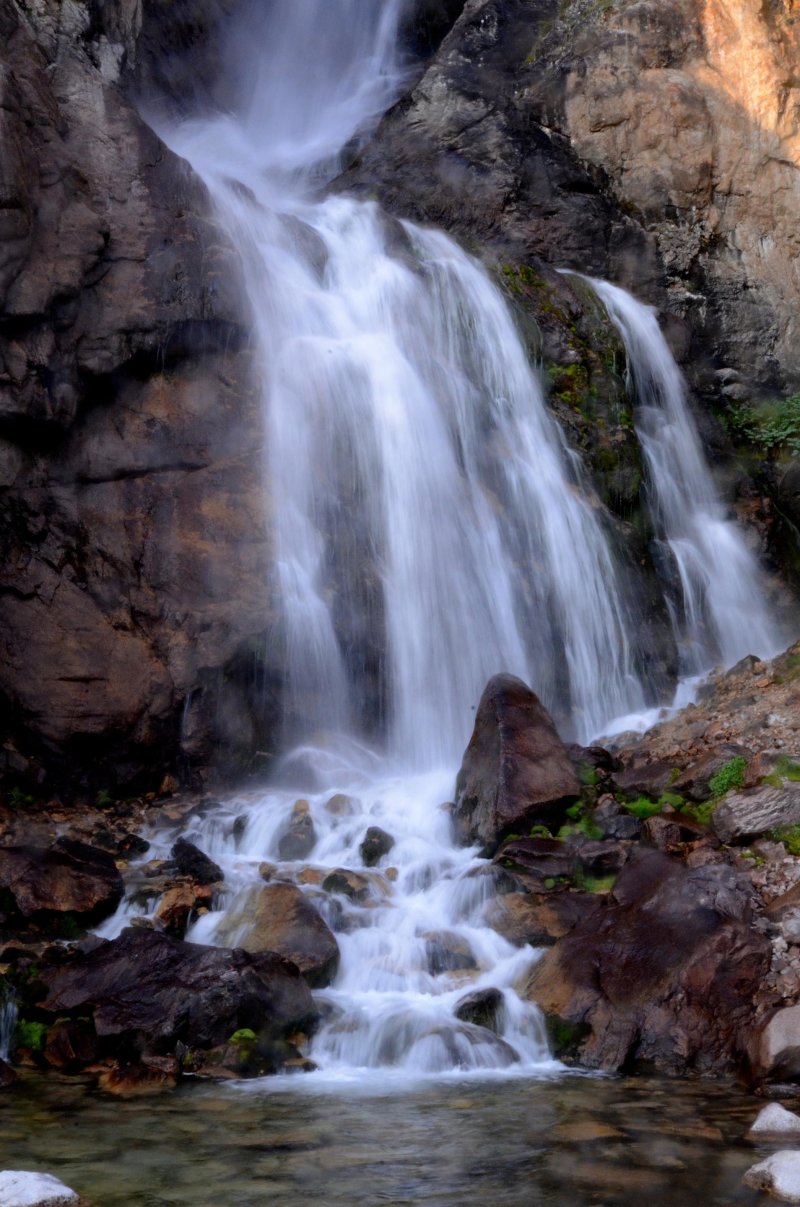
left=674, top=744, right=753, bottom=802
left=748, top=1104, right=800, bottom=1140
left=423, top=931, right=476, bottom=975
left=42, top=1018, right=99, bottom=1072
left=0, top=1172, right=80, bottom=1206
left=277, top=801, right=317, bottom=861
left=525, top=849, right=770, bottom=1075
left=321, top=869, right=371, bottom=903
left=758, top=1006, right=800, bottom=1081
left=485, top=889, right=604, bottom=947
left=96, top=1055, right=179, bottom=1097
left=168, top=839, right=223, bottom=886
left=154, top=880, right=214, bottom=936
left=359, top=826, right=395, bottom=867
left=612, top=759, right=677, bottom=800
left=453, top=675, right=580, bottom=854
left=228, top=883, right=339, bottom=988
left=713, top=785, right=800, bottom=844
left=38, top=928, right=316, bottom=1056
left=744, top=1151, right=800, bottom=1203
left=454, top=987, right=503, bottom=1033
left=0, top=839, right=123, bottom=924
left=493, top=837, right=576, bottom=885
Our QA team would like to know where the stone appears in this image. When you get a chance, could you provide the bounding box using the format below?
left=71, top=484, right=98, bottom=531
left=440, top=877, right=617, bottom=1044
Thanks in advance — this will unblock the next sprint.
left=423, top=931, right=476, bottom=975
left=525, top=849, right=770, bottom=1075
left=748, top=1104, right=800, bottom=1140
left=642, top=815, right=682, bottom=850
left=359, top=826, right=395, bottom=867
left=759, top=1006, right=800, bottom=1080
left=714, top=785, right=800, bottom=844
left=96, top=1054, right=179, bottom=1097
left=168, top=839, right=223, bottom=886
left=0, top=1057, right=17, bottom=1087
left=277, top=801, right=317, bottom=861
left=453, top=674, right=580, bottom=854
left=674, top=744, right=754, bottom=801
left=575, top=840, right=628, bottom=877
left=493, top=837, right=576, bottom=885
left=454, top=987, right=503, bottom=1032
left=744, top=1151, right=800, bottom=1203
left=485, top=889, right=603, bottom=947
left=222, top=882, right=339, bottom=988
left=42, top=1018, right=99, bottom=1072
left=613, top=760, right=677, bottom=799
left=321, top=869, right=371, bottom=902
left=0, top=1172, right=79, bottom=1206
left=0, top=838, right=123, bottom=923
left=38, top=927, right=316, bottom=1056
left=154, top=880, right=214, bottom=936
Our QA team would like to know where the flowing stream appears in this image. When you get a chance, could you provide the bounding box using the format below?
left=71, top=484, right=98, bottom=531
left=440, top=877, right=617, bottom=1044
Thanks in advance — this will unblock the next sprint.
left=113, top=0, right=786, bottom=1082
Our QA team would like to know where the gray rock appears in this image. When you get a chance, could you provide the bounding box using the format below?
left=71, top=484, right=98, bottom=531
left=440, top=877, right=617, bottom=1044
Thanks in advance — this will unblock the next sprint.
left=748, top=1104, right=800, bottom=1140
left=713, top=785, right=800, bottom=844
left=759, top=1005, right=800, bottom=1080
left=744, top=1151, right=800, bottom=1202
left=0, top=1171, right=79, bottom=1206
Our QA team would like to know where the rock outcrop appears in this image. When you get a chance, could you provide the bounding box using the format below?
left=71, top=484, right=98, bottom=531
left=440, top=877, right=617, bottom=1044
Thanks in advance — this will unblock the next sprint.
left=0, top=837, right=123, bottom=927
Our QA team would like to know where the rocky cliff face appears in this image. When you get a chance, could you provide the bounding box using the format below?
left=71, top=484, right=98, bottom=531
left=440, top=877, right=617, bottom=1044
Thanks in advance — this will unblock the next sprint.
left=0, top=0, right=280, bottom=793
left=0, top=0, right=798, bottom=795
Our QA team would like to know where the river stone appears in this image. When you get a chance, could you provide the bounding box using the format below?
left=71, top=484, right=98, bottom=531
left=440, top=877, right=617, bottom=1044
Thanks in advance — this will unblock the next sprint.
left=453, top=674, right=580, bottom=855
left=277, top=801, right=317, bottom=861
left=38, top=927, right=316, bottom=1054
left=0, top=838, right=123, bottom=923
left=759, top=1006, right=800, bottom=1080
left=525, top=848, right=770, bottom=1075
left=748, top=1104, right=800, bottom=1139
left=322, top=869, right=371, bottom=902
left=485, top=888, right=604, bottom=947
left=713, top=784, right=800, bottom=843
left=168, top=839, right=223, bottom=886
left=0, top=1171, right=80, bottom=1206
left=744, top=1151, right=800, bottom=1202
left=454, top=987, right=503, bottom=1033
left=359, top=826, right=395, bottom=867
left=232, top=883, right=339, bottom=987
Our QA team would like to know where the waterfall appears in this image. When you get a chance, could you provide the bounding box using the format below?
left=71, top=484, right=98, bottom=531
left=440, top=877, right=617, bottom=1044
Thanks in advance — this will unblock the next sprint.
left=116, top=0, right=783, bottom=1081
left=589, top=278, right=784, bottom=674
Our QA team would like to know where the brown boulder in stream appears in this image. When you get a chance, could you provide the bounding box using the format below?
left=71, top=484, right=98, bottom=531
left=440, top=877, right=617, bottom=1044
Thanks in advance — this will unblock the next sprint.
left=525, top=849, right=770, bottom=1075
left=0, top=838, right=123, bottom=926
left=452, top=674, right=580, bottom=855
left=232, top=883, right=340, bottom=988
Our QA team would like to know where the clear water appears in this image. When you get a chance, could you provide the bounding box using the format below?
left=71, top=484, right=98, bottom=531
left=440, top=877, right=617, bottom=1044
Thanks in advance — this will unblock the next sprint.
left=0, top=1069, right=774, bottom=1206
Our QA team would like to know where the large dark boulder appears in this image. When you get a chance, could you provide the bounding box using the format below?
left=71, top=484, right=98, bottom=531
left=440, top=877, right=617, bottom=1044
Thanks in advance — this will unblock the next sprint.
left=0, top=838, right=123, bottom=925
left=525, top=849, right=770, bottom=1075
left=453, top=674, right=580, bottom=854
left=221, top=882, right=340, bottom=988
left=38, top=928, right=316, bottom=1056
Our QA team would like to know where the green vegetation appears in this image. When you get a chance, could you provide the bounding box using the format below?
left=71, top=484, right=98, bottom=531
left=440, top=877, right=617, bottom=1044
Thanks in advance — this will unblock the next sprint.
left=557, top=800, right=603, bottom=840
left=767, top=825, right=800, bottom=857
left=681, top=799, right=716, bottom=826
left=15, top=1019, right=47, bottom=1052
left=708, top=756, right=747, bottom=798
left=724, top=394, right=800, bottom=458
left=528, top=824, right=553, bottom=839
left=229, top=1028, right=258, bottom=1047
left=578, top=763, right=600, bottom=787
left=95, top=788, right=114, bottom=809
left=573, top=869, right=616, bottom=894
left=8, top=787, right=33, bottom=809
left=625, top=796, right=663, bottom=820
left=777, top=756, right=800, bottom=782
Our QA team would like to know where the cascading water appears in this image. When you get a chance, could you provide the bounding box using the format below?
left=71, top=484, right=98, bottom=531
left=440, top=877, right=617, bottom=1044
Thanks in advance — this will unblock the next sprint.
left=589, top=278, right=784, bottom=674
left=107, top=0, right=783, bottom=1081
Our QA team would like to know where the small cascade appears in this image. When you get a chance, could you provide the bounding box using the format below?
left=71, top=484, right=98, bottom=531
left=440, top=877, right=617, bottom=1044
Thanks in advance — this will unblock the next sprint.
left=590, top=278, right=784, bottom=673
left=0, top=985, right=17, bottom=1062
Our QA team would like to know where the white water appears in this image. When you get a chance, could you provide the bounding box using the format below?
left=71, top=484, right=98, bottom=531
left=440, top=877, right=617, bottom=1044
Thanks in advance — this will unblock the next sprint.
left=119, top=0, right=784, bottom=1081
left=590, top=278, right=784, bottom=674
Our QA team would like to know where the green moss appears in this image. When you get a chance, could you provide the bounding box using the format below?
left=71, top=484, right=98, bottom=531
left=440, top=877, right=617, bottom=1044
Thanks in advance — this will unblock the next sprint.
left=777, top=756, right=800, bottom=782
left=8, top=787, right=33, bottom=809
left=767, top=825, right=800, bottom=857
left=681, top=799, right=716, bottom=826
left=229, top=1028, right=258, bottom=1046
left=573, top=870, right=616, bottom=894
left=544, top=1015, right=591, bottom=1059
left=15, top=1019, right=47, bottom=1052
left=708, top=756, right=747, bottom=798
left=529, top=824, right=553, bottom=839
left=625, top=796, right=662, bottom=820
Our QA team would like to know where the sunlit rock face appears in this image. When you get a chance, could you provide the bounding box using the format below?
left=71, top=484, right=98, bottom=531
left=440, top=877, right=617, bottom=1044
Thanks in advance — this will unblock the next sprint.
left=344, top=0, right=800, bottom=397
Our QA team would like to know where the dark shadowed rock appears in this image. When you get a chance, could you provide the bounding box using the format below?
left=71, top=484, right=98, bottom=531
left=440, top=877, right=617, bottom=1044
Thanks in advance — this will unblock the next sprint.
left=322, top=869, right=371, bottom=902
left=359, top=825, right=395, bottom=867
left=38, top=928, right=316, bottom=1055
left=227, top=882, right=340, bottom=988
left=0, top=838, right=122, bottom=924
left=455, top=987, right=504, bottom=1033
left=169, top=838, right=223, bottom=886
left=453, top=674, right=580, bottom=854
left=493, top=837, right=576, bottom=885
left=612, top=759, right=677, bottom=800
left=42, top=1017, right=100, bottom=1072
left=525, top=849, right=769, bottom=1075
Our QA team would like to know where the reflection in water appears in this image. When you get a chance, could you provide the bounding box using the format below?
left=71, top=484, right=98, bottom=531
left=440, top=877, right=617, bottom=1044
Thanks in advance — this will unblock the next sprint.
left=0, top=1070, right=771, bottom=1205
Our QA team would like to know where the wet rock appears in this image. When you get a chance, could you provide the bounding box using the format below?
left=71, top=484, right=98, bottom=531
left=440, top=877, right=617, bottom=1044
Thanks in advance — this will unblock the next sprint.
left=324, top=793, right=357, bottom=817
left=591, top=797, right=642, bottom=841
left=277, top=801, right=317, bottom=861
left=758, top=1005, right=800, bottom=1080
left=748, top=1104, right=800, bottom=1140
left=713, top=785, right=800, bottom=844
left=423, top=931, right=476, bottom=975
left=674, top=744, right=754, bottom=801
left=485, top=889, right=603, bottom=947
left=0, top=839, right=122, bottom=925
left=454, top=987, right=503, bottom=1033
left=229, top=883, right=339, bottom=988
left=453, top=674, right=580, bottom=854
left=38, top=928, right=316, bottom=1056
left=0, top=1171, right=80, bottom=1206
left=641, top=815, right=682, bottom=850
left=548, top=1120, right=622, bottom=1143
left=0, top=1058, right=17, bottom=1087
left=575, top=841, right=628, bottom=877
left=744, top=1151, right=800, bottom=1202
left=42, top=1018, right=99, bottom=1072
left=154, top=880, right=214, bottom=936
left=321, top=869, right=371, bottom=902
left=493, top=837, right=576, bottom=885
left=525, top=849, right=770, bottom=1075
left=613, top=759, right=678, bottom=800
left=359, top=826, right=395, bottom=867
left=96, top=1054, right=179, bottom=1097
left=168, top=839, right=223, bottom=886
